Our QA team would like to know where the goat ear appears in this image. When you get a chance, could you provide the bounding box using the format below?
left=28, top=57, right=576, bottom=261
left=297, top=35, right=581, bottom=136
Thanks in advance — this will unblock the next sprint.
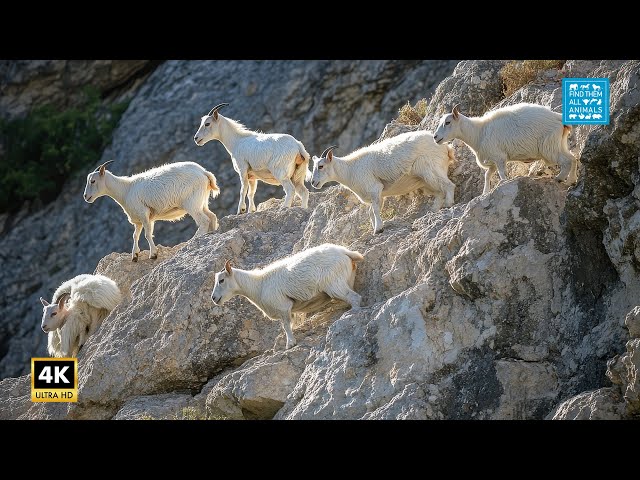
left=452, top=103, right=461, bottom=120
left=213, top=110, right=219, bottom=121
left=95, top=159, right=114, bottom=176
left=225, top=260, right=233, bottom=274
left=326, top=150, right=333, bottom=162
left=40, top=297, right=50, bottom=307
left=57, top=293, right=69, bottom=312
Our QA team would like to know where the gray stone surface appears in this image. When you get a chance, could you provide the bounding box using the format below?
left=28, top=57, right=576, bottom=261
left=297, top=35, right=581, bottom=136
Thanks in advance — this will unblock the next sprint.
left=0, top=60, right=153, bottom=119
left=0, top=60, right=455, bottom=380
left=1, top=59, right=639, bottom=420
left=113, top=393, right=193, bottom=420
left=547, top=387, right=627, bottom=420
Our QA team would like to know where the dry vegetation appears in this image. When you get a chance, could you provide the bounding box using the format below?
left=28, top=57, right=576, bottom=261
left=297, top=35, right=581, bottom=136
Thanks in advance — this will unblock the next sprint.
left=395, top=98, right=428, bottom=126
left=500, top=60, right=566, bottom=97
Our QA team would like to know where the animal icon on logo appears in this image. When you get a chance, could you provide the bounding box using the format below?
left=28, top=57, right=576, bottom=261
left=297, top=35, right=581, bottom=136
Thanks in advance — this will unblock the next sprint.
left=564, top=79, right=607, bottom=124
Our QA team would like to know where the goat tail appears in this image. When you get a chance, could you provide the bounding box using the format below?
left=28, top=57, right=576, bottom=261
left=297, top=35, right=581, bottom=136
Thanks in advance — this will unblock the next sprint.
left=446, top=144, right=456, bottom=165
left=562, top=124, right=572, bottom=138
left=293, top=142, right=312, bottom=185
left=297, top=141, right=311, bottom=162
left=345, top=249, right=365, bottom=262
left=205, top=171, right=220, bottom=199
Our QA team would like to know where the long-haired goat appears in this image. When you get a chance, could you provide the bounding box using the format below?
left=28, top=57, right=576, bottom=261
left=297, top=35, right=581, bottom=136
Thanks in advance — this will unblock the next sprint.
left=193, top=103, right=311, bottom=214
left=211, top=244, right=364, bottom=350
left=40, top=274, right=122, bottom=357
left=84, top=160, right=220, bottom=261
left=311, top=131, right=455, bottom=234
left=433, top=103, right=577, bottom=195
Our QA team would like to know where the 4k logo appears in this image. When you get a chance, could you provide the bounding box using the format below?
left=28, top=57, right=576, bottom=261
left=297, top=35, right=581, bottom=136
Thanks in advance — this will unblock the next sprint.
left=31, top=358, right=78, bottom=402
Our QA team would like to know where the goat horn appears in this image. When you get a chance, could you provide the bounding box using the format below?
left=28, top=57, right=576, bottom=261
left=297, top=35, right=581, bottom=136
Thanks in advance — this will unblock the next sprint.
left=321, top=145, right=338, bottom=158
left=208, top=103, right=229, bottom=116
left=94, top=160, right=115, bottom=173
left=57, top=292, right=70, bottom=308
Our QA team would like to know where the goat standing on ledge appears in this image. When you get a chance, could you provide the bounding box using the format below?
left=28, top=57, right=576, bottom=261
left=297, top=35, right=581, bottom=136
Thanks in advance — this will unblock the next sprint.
left=84, top=160, right=220, bottom=262
left=194, top=103, right=311, bottom=214
left=211, top=244, right=364, bottom=350
left=311, top=131, right=455, bottom=234
left=433, top=103, right=577, bottom=195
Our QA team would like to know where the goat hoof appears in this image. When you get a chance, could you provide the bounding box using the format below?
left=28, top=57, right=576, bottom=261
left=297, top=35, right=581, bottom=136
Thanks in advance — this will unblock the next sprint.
left=132, top=255, right=138, bottom=263
left=374, top=228, right=384, bottom=234
left=150, top=254, right=158, bottom=260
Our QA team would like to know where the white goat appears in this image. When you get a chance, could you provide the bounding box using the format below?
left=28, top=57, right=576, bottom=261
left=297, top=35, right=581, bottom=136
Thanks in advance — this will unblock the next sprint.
left=433, top=103, right=577, bottom=195
left=193, top=103, right=311, bottom=214
left=211, top=243, right=364, bottom=349
left=310, top=131, right=455, bottom=234
left=84, top=160, right=220, bottom=262
left=40, top=274, right=122, bottom=357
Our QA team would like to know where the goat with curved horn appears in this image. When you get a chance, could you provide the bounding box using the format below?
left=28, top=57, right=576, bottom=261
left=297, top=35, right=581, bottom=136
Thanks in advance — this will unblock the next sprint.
left=208, top=103, right=229, bottom=117
left=193, top=101, right=313, bottom=214
left=94, top=160, right=115, bottom=173
left=451, top=104, right=461, bottom=120
left=433, top=102, right=578, bottom=195
left=321, top=145, right=338, bottom=158
left=310, top=131, right=456, bottom=234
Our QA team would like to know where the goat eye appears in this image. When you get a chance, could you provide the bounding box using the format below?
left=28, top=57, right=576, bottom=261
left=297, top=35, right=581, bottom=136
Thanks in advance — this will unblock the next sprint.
left=51, top=312, right=57, bottom=317
left=318, top=165, right=324, bottom=170
left=90, top=180, right=95, bottom=184
left=219, top=278, right=224, bottom=284
left=445, top=121, right=451, bottom=125
left=205, top=123, right=211, bottom=127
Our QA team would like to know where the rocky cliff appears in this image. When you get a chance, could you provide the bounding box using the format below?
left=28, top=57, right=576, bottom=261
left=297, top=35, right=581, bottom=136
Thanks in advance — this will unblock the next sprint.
left=0, top=60, right=455, bottom=379
left=0, top=60, right=156, bottom=119
left=0, top=59, right=638, bottom=420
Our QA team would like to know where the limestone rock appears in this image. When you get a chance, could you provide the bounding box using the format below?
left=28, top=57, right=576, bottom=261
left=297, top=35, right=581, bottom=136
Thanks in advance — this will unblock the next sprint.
left=550, top=305, right=640, bottom=419
left=113, top=393, right=193, bottom=420
left=625, top=306, right=640, bottom=339
left=547, top=388, right=626, bottom=420
left=2, top=59, right=640, bottom=420
left=206, top=345, right=311, bottom=420
left=0, top=60, right=154, bottom=119
left=0, top=60, right=455, bottom=380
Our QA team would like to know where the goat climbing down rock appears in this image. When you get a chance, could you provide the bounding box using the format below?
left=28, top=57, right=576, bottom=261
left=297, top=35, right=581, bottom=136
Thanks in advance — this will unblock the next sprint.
left=83, top=160, right=220, bottom=262
left=211, top=244, right=364, bottom=350
left=40, top=274, right=122, bottom=358
left=311, top=131, right=455, bottom=234
left=433, top=103, right=577, bottom=196
left=193, top=103, right=311, bottom=214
